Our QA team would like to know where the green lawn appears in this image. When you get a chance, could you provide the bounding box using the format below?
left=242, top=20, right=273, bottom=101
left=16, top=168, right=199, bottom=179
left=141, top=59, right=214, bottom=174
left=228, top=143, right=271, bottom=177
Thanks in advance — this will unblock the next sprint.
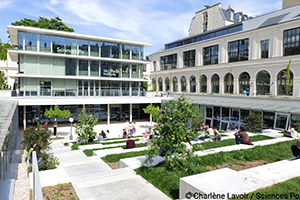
left=101, top=150, right=148, bottom=163
left=236, top=176, right=300, bottom=200
left=83, top=142, right=147, bottom=157
left=197, top=135, right=273, bottom=150
left=135, top=139, right=298, bottom=199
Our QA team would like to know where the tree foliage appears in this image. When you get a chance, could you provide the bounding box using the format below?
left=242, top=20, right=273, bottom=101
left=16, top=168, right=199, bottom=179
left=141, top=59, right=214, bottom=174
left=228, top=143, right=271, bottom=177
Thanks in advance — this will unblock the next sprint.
left=73, top=110, right=98, bottom=143
left=142, top=78, right=150, bottom=92
left=143, top=104, right=160, bottom=119
left=145, top=94, right=202, bottom=170
left=285, top=59, right=292, bottom=95
left=11, top=16, right=74, bottom=32
left=244, top=112, right=265, bottom=133
left=0, top=71, right=7, bottom=89
left=44, top=105, right=70, bottom=119
left=0, top=39, right=13, bottom=61
left=22, top=124, right=52, bottom=151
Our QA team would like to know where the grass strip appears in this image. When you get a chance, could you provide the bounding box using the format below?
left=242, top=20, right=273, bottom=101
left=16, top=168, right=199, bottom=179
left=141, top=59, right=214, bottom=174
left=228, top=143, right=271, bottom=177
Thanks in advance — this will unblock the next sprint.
left=197, top=135, right=273, bottom=150
left=135, top=139, right=298, bottom=199
left=101, top=150, right=148, bottom=163
left=104, top=136, right=142, bottom=141
left=102, top=139, right=139, bottom=145
left=83, top=142, right=147, bottom=157
left=238, top=176, right=300, bottom=200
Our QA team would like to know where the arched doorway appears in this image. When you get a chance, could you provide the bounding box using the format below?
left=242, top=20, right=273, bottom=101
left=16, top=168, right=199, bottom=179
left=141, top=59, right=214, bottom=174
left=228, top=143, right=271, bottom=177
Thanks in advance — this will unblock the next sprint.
left=165, top=77, right=170, bottom=91
left=152, top=78, right=155, bottom=91
left=224, top=73, right=234, bottom=93
left=173, top=77, right=178, bottom=92
left=211, top=74, right=220, bottom=93
left=239, top=72, right=250, bottom=93
left=190, top=75, right=196, bottom=93
left=256, top=70, right=270, bottom=95
left=200, top=75, right=207, bottom=93
left=181, top=76, right=186, bottom=92
left=277, top=69, right=293, bottom=95
left=158, top=77, right=163, bottom=91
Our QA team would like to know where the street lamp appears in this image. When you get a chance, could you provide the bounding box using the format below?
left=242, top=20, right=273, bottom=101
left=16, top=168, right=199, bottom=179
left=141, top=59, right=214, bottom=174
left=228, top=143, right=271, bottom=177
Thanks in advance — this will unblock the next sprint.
left=69, top=116, right=74, bottom=140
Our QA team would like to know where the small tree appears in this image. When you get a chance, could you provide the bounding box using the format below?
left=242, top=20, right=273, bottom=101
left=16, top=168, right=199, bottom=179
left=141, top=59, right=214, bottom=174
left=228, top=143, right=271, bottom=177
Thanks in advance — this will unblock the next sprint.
left=0, top=71, right=7, bottom=89
left=142, top=77, right=150, bottom=92
left=244, top=112, right=265, bottom=133
left=191, top=111, right=204, bottom=132
left=285, top=59, right=292, bottom=95
left=145, top=94, right=201, bottom=171
left=73, top=110, right=98, bottom=143
left=143, top=103, right=161, bottom=126
left=0, top=39, right=13, bottom=61
left=44, top=106, right=70, bottom=138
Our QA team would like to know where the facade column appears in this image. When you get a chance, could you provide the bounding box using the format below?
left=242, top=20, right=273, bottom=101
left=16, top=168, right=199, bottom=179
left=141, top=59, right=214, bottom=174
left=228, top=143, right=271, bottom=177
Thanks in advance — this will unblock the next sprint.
left=186, top=80, right=190, bottom=93
left=251, top=78, right=256, bottom=96
left=234, top=79, right=239, bottom=94
left=83, top=104, right=85, bottom=111
left=130, top=103, right=132, bottom=122
left=107, top=104, right=110, bottom=125
left=270, top=77, right=276, bottom=96
left=162, top=80, right=165, bottom=92
left=23, top=105, right=26, bottom=130
left=207, top=80, right=212, bottom=94
left=219, top=79, right=224, bottom=94
left=178, top=80, right=182, bottom=92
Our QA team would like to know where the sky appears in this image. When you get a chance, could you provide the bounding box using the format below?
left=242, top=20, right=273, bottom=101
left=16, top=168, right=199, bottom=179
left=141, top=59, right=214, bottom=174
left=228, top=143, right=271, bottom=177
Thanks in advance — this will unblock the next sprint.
left=0, top=0, right=282, bottom=55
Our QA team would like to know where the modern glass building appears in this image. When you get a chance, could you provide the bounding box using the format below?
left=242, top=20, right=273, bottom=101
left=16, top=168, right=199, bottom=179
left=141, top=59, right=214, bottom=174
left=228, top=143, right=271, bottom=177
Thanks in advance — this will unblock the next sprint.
left=6, top=26, right=162, bottom=127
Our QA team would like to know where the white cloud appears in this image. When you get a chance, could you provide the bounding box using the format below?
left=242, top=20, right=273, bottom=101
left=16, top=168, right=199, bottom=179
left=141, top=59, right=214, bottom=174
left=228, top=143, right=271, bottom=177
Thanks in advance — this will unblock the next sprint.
left=0, top=0, right=15, bottom=10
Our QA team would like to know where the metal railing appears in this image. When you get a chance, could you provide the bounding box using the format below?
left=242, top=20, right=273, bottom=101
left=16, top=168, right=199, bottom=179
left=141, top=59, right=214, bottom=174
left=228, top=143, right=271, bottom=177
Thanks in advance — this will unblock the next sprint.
left=32, top=151, right=43, bottom=200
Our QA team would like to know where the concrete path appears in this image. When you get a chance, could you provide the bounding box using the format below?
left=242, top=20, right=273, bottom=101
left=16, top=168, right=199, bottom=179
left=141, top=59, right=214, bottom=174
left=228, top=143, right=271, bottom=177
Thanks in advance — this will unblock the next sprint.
left=31, top=140, right=170, bottom=200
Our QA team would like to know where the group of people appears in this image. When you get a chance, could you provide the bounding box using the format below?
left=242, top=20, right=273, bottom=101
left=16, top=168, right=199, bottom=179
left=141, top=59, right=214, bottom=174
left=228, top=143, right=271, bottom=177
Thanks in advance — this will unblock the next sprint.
left=194, top=123, right=222, bottom=142
left=122, top=120, right=137, bottom=137
left=26, top=142, right=43, bottom=164
left=242, top=88, right=250, bottom=96
left=96, top=130, right=109, bottom=142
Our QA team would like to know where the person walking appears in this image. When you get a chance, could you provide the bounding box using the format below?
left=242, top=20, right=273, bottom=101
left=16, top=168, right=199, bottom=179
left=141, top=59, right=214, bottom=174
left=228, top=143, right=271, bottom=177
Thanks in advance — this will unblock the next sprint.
left=53, top=121, right=57, bottom=136
left=133, top=122, right=137, bottom=135
left=128, top=122, right=133, bottom=136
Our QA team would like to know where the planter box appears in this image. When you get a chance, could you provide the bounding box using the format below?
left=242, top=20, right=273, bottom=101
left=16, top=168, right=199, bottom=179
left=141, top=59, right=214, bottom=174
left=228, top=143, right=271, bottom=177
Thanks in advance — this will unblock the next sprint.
left=145, top=92, right=157, bottom=97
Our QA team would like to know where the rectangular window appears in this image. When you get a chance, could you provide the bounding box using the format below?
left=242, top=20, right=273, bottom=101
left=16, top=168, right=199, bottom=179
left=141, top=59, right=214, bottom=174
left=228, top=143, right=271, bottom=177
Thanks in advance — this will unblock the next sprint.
left=78, top=39, right=88, bottom=56
left=25, top=55, right=37, bottom=74
left=261, top=40, right=269, bottom=59
left=183, top=49, right=196, bottom=68
left=52, top=57, right=65, bottom=75
left=90, top=41, right=99, bottom=57
left=52, top=36, right=65, bottom=54
left=131, top=82, right=138, bottom=96
left=19, top=77, right=24, bottom=96
left=111, top=62, right=120, bottom=78
left=18, top=31, right=23, bottom=50
left=79, top=60, right=88, bottom=76
left=122, top=63, right=129, bottom=78
left=66, top=38, right=77, bottom=55
left=90, top=60, right=99, bottom=76
left=283, top=27, right=300, bottom=56
left=90, top=80, right=94, bottom=96
left=65, top=79, right=77, bottom=96
left=101, top=80, right=110, bottom=96
left=203, top=45, right=219, bottom=65
left=25, top=78, right=37, bottom=96
left=53, top=79, right=65, bottom=96
left=101, top=61, right=110, bottom=77
left=132, top=46, right=139, bottom=60
left=228, top=39, right=249, bottom=62
left=101, top=42, right=110, bottom=58
left=153, top=61, right=156, bottom=71
left=39, top=35, right=51, bottom=52
left=19, top=54, right=24, bottom=73
left=65, top=58, right=77, bottom=76
left=40, top=78, right=51, bottom=96
left=111, top=43, right=120, bottom=59
left=131, top=64, right=139, bottom=78
left=39, top=56, right=51, bottom=75
left=140, top=47, right=144, bottom=60
left=122, top=44, right=130, bottom=59
left=160, top=54, right=177, bottom=70
left=122, top=82, right=129, bottom=96
left=139, top=64, right=143, bottom=78
left=95, top=81, right=100, bottom=96
left=25, top=33, right=37, bottom=51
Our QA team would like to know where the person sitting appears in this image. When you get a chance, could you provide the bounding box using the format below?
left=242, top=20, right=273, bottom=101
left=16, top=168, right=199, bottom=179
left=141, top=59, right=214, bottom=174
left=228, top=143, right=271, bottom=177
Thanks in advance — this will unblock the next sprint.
left=231, top=123, right=236, bottom=130
left=211, top=128, right=221, bottom=141
left=284, top=125, right=299, bottom=139
left=98, top=133, right=104, bottom=142
left=142, top=131, right=150, bottom=142
left=200, top=123, right=205, bottom=131
left=27, top=143, right=36, bottom=164
left=291, top=140, right=300, bottom=158
left=101, top=130, right=107, bottom=139
left=88, top=134, right=94, bottom=143
left=125, top=136, right=136, bottom=149
left=122, top=130, right=127, bottom=139
left=235, top=126, right=253, bottom=145
left=205, top=128, right=214, bottom=137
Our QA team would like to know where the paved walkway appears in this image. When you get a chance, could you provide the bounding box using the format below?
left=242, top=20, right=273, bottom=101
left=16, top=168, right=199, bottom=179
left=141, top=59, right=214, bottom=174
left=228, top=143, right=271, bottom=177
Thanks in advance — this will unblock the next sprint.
left=30, top=122, right=170, bottom=200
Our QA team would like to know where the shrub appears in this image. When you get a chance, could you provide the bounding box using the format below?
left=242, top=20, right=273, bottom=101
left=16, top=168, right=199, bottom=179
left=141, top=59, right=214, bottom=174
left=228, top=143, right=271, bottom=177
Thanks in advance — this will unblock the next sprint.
left=22, top=124, right=52, bottom=151
left=73, top=110, right=98, bottom=143
left=244, top=112, right=265, bottom=133
left=63, top=142, right=69, bottom=146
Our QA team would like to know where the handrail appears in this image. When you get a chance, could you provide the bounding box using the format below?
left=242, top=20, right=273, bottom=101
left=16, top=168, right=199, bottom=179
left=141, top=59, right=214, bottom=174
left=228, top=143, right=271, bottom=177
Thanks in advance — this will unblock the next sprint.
left=32, top=151, right=43, bottom=200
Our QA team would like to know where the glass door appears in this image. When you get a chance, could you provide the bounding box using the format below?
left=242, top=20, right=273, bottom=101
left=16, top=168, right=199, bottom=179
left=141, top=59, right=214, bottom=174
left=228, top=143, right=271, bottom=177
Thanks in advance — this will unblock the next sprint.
left=274, top=113, right=289, bottom=130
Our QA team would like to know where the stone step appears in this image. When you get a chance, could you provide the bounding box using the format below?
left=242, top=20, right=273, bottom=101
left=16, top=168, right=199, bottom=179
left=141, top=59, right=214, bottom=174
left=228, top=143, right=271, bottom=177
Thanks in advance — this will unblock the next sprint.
left=78, top=140, right=145, bottom=151
left=93, top=147, right=147, bottom=157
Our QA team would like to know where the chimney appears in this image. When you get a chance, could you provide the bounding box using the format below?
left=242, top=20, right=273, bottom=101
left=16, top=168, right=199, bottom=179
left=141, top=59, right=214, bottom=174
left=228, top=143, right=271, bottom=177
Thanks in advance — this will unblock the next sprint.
left=282, top=0, right=300, bottom=9
left=234, top=12, right=243, bottom=22
left=242, top=14, right=248, bottom=21
left=226, top=6, right=234, bottom=21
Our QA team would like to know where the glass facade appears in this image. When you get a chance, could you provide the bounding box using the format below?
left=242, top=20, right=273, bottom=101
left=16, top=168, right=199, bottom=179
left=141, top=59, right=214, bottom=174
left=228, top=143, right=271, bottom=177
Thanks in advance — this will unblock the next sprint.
left=203, top=45, right=218, bottom=65
left=228, top=39, right=249, bottom=62
left=200, top=75, right=207, bottom=93
left=261, top=40, right=269, bottom=59
left=239, top=72, right=250, bottom=94
left=256, top=70, right=270, bottom=95
left=283, top=27, right=300, bottom=56
left=211, top=74, right=219, bottom=93
left=17, top=31, right=144, bottom=60
left=160, top=54, right=177, bottom=70
left=183, top=50, right=195, bottom=68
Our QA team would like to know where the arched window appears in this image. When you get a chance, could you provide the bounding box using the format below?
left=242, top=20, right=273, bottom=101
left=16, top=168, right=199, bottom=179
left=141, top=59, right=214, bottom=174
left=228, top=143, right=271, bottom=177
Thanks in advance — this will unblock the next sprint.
left=165, top=77, right=170, bottom=91
left=190, top=75, right=196, bottom=93
left=158, top=77, right=163, bottom=91
left=277, top=69, right=293, bottom=95
left=256, top=70, right=270, bottom=95
left=181, top=76, right=186, bottom=92
left=152, top=78, right=155, bottom=91
left=200, top=75, right=207, bottom=93
left=173, top=77, right=178, bottom=92
left=203, top=12, right=208, bottom=32
left=239, top=72, right=250, bottom=94
left=211, top=74, right=220, bottom=93
left=224, top=73, right=234, bottom=93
